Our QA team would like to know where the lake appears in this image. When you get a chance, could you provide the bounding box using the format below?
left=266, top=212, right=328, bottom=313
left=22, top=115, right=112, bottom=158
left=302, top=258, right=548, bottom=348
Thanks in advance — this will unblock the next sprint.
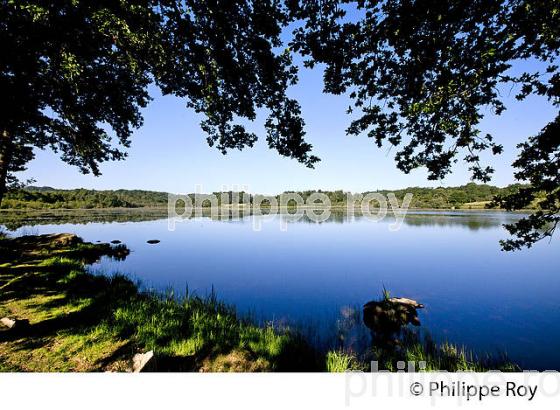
left=2, top=210, right=559, bottom=370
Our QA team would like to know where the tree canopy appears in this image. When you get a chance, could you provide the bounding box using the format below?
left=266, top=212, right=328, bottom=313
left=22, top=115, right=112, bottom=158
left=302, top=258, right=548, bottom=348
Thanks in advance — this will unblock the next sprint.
left=289, top=0, right=559, bottom=249
left=0, top=0, right=317, bottom=200
left=1, top=0, right=559, bottom=250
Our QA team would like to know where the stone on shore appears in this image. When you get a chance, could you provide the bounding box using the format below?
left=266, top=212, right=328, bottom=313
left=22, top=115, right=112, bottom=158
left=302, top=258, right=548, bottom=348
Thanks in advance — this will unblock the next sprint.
left=1, top=317, right=30, bottom=329
left=132, top=351, right=156, bottom=372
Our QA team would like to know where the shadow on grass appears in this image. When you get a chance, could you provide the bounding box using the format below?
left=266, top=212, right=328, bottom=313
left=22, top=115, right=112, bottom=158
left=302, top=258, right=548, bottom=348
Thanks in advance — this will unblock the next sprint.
left=0, top=234, right=322, bottom=372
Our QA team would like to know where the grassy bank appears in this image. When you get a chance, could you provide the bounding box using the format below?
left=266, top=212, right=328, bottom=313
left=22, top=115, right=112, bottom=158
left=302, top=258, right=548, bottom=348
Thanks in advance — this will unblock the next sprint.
left=0, top=234, right=319, bottom=371
left=0, top=233, right=517, bottom=372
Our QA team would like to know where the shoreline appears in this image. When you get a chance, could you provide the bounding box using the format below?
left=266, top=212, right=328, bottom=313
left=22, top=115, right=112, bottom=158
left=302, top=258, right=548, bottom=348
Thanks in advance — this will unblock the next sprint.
left=0, top=233, right=518, bottom=372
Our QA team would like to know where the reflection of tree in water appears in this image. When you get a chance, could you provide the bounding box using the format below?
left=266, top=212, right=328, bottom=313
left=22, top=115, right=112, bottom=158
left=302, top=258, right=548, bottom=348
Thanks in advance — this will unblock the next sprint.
left=402, top=212, right=523, bottom=231
left=1, top=208, right=526, bottom=233
left=280, top=209, right=523, bottom=230
left=0, top=209, right=169, bottom=231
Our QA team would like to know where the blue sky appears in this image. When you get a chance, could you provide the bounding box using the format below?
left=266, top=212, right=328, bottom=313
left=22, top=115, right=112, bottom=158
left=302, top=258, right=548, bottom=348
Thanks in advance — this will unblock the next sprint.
left=20, top=61, right=557, bottom=195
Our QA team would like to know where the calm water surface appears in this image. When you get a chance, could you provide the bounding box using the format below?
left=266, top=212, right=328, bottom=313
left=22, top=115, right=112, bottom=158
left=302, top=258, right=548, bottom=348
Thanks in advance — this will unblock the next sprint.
left=4, top=211, right=560, bottom=370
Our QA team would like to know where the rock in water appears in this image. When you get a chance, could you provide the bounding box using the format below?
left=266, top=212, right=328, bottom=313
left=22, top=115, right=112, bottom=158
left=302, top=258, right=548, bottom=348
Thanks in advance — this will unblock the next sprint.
left=363, top=297, right=424, bottom=333
left=110, top=240, right=122, bottom=244
left=146, top=239, right=160, bottom=244
left=387, top=297, right=424, bottom=309
left=132, top=351, right=155, bottom=372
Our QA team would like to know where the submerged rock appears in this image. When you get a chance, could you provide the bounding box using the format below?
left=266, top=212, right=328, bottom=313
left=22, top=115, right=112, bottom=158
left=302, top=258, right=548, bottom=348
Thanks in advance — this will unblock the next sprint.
left=109, top=245, right=130, bottom=261
left=146, top=239, right=160, bottom=244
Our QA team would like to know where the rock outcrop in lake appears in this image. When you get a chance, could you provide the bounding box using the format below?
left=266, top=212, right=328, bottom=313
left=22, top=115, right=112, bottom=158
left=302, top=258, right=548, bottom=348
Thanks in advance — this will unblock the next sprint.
left=363, top=296, right=424, bottom=350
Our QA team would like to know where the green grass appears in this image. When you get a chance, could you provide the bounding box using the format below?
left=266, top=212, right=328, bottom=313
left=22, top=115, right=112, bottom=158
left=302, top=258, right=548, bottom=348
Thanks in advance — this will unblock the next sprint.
left=326, top=351, right=364, bottom=372
left=107, top=291, right=319, bottom=371
left=371, top=329, right=519, bottom=372
left=39, top=257, right=83, bottom=270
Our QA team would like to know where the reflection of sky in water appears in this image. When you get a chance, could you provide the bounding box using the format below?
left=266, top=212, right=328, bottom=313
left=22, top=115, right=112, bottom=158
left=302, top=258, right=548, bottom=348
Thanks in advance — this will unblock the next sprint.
left=4, top=211, right=560, bottom=370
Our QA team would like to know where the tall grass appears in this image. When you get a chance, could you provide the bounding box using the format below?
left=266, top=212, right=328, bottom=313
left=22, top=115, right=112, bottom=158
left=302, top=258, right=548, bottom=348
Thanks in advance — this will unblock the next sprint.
left=371, top=329, right=519, bottom=372
left=106, top=289, right=319, bottom=370
left=79, top=274, right=519, bottom=372
left=325, top=351, right=364, bottom=372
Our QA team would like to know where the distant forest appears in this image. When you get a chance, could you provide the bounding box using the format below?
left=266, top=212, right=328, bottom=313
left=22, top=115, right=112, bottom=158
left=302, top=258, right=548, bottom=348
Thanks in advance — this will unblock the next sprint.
left=2, top=187, right=169, bottom=209
left=0, top=183, right=534, bottom=210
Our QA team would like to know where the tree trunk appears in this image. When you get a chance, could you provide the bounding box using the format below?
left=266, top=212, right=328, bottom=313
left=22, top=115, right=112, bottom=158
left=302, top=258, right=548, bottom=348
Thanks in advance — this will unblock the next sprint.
left=0, top=130, right=12, bottom=208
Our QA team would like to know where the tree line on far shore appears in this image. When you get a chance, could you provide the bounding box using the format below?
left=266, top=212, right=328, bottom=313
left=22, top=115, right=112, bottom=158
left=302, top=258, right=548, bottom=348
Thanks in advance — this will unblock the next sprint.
left=1, top=183, right=535, bottom=210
